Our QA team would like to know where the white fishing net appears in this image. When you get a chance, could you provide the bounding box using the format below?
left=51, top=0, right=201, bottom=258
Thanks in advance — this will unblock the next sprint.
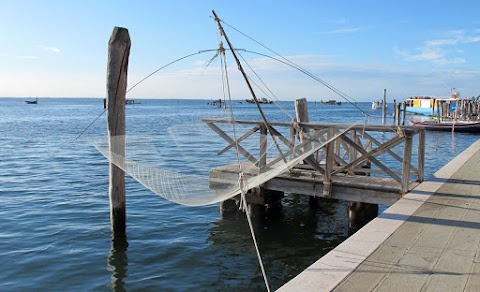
left=89, top=119, right=358, bottom=206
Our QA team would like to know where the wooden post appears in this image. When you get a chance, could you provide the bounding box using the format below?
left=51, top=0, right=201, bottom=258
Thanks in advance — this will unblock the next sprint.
left=417, top=129, right=425, bottom=182
left=295, top=98, right=309, bottom=135
left=392, top=99, right=397, bottom=124
left=348, top=130, right=357, bottom=175
left=259, top=124, right=267, bottom=169
left=107, top=27, right=130, bottom=236
left=401, top=133, right=413, bottom=194
left=382, top=89, right=387, bottom=125
left=323, top=129, right=334, bottom=197
left=401, top=102, right=406, bottom=125
left=395, top=102, right=401, bottom=125
left=295, top=98, right=311, bottom=152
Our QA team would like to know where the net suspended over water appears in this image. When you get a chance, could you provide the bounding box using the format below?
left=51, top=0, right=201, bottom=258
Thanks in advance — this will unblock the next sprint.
left=89, top=119, right=359, bottom=207
left=85, top=10, right=367, bottom=208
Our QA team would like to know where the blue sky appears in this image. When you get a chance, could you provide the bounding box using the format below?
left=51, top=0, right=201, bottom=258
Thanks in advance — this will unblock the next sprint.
left=1, top=0, right=479, bottom=101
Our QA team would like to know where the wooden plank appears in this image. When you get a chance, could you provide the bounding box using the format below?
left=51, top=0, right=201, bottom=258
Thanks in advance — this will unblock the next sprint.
left=333, top=134, right=403, bottom=183
left=362, top=131, right=419, bottom=174
left=202, top=118, right=422, bottom=134
left=217, top=124, right=260, bottom=155
left=209, top=163, right=421, bottom=205
left=206, top=122, right=258, bottom=165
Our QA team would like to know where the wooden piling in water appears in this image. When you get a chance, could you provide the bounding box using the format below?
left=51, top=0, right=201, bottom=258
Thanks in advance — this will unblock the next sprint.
left=106, top=27, right=130, bottom=236
left=401, top=102, right=406, bottom=125
left=382, top=89, right=387, bottom=125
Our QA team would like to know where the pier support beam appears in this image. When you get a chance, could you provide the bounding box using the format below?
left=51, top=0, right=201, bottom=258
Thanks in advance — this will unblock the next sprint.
left=220, top=188, right=284, bottom=219
left=106, top=27, right=130, bottom=237
left=348, top=202, right=378, bottom=232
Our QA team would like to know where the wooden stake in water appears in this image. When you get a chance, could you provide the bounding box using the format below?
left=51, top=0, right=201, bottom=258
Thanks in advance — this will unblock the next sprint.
left=382, top=89, right=387, bottom=125
left=106, top=27, right=130, bottom=236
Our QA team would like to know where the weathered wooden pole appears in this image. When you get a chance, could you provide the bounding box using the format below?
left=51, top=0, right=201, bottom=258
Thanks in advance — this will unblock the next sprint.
left=295, top=98, right=309, bottom=137
left=401, top=102, right=406, bottom=125
left=382, top=89, right=387, bottom=125
left=106, top=27, right=130, bottom=236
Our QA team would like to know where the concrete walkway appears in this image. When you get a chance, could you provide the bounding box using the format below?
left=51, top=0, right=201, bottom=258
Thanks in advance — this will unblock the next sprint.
left=279, top=139, right=480, bottom=292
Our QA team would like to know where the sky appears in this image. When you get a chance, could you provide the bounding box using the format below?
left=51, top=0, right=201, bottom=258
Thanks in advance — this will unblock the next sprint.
left=1, top=0, right=479, bottom=102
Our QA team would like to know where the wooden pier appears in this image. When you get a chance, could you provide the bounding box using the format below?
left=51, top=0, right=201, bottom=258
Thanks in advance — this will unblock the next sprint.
left=205, top=117, right=426, bottom=209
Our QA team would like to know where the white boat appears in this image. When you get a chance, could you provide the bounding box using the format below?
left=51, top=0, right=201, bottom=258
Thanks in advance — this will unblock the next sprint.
left=372, top=100, right=386, bottom=110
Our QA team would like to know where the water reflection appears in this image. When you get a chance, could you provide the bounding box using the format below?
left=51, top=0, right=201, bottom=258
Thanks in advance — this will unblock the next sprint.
left=107, top=234, right=128, bottom=292
left=207, top=195, right=352, bottom=290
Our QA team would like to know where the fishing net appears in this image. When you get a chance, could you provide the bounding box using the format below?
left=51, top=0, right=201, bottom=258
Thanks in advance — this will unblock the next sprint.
left=88, top=117, right=358, bottom=206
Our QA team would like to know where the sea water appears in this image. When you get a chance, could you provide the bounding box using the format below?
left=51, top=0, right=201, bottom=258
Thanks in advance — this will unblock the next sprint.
left=0, top=98, right=477, bottom=291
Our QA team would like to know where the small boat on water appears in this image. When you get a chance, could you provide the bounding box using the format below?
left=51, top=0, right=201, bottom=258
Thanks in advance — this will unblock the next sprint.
left=404, top=88, right=459, bottom=116
left=372, top=100, right=387, bottom=110
left=320, top=100, right=341, bottom=105
left=245, top=97, right=273, bottom=104
left=207, top=99, right=224, bottom=107
left=24, top=98, right=38, bottom=104
left=409, top=119, right=480, bottom=132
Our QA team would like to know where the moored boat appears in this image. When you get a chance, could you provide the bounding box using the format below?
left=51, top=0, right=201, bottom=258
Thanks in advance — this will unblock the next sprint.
left=409, top=119, right=480, bottom=132
left=245, top=97, right=273, bottom=104
left=372, top=100, right=386, bottom=110
left=24, top=98, right=38, bottom=104
left=320, top=99, right=341, bottom=105
left=404, top=88, right=459, bottom=116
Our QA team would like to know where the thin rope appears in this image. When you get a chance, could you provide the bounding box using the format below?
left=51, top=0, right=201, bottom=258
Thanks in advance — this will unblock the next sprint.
left=243, top=50, right=370, bottom=118
left=236, top=50, right=295, bottom=120
left=76, top=109, right=105, bottom=140
left=240, top=179, right=271, bottom=292
left=127, top=49, right=219, bottom=94
left=220, top=20, right=369, bottom=118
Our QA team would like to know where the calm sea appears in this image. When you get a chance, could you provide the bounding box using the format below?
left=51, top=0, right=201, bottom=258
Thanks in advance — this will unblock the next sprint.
left=0, top=98, right=477, bottom=291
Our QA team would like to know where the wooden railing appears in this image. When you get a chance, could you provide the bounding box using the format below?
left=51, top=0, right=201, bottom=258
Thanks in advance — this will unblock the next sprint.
left=204, top=118, right=425, bottom=195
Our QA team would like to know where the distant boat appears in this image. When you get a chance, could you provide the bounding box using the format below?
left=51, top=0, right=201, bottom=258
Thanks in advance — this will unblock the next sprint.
left=245, top=97, right=273, bottom=104
left=320, top=100, right=341, bottom=105
left=126, top=99, right=140, bottom=105
left=24, top=98, right=38, bottom=104
left=207, top=99, right=224, bottom=107
left=372, top=100, right=386, bottom=110
left=409, top=119, right=480, bottom=132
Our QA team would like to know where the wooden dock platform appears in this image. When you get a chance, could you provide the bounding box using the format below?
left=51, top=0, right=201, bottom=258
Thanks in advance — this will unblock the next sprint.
left=206, top=118, right=426, bottom=206
left=278, top=138, right=480, bottom=292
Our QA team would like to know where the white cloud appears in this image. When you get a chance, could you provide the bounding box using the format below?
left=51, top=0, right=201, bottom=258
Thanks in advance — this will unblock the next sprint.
left=325, top=18, right=348, bottom=25
left=38, top=45, right=60, bottom=53
left=0, top=53, right=8, bottom=57
left=396, top=29, right=480, bottom=65
left=17, top=55, right=37, bottom=59
left=318, top=27, right=361, bottom=35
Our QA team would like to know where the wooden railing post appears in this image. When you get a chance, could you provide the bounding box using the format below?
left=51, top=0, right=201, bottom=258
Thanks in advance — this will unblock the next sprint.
left=295, top=98, right=309, bottom=138
left=323, top=129, right=334, bottom=197
left=259, top=124, right=267, bottom=169
left=107, top=27, right=130, bottom=236
left=401, top=133, right=413, bottom=194
left=417, top=129, right=425, bottom=182
left=348, top=130, right=357, bottom=175
left=295, top=98, right=312, bottom=155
